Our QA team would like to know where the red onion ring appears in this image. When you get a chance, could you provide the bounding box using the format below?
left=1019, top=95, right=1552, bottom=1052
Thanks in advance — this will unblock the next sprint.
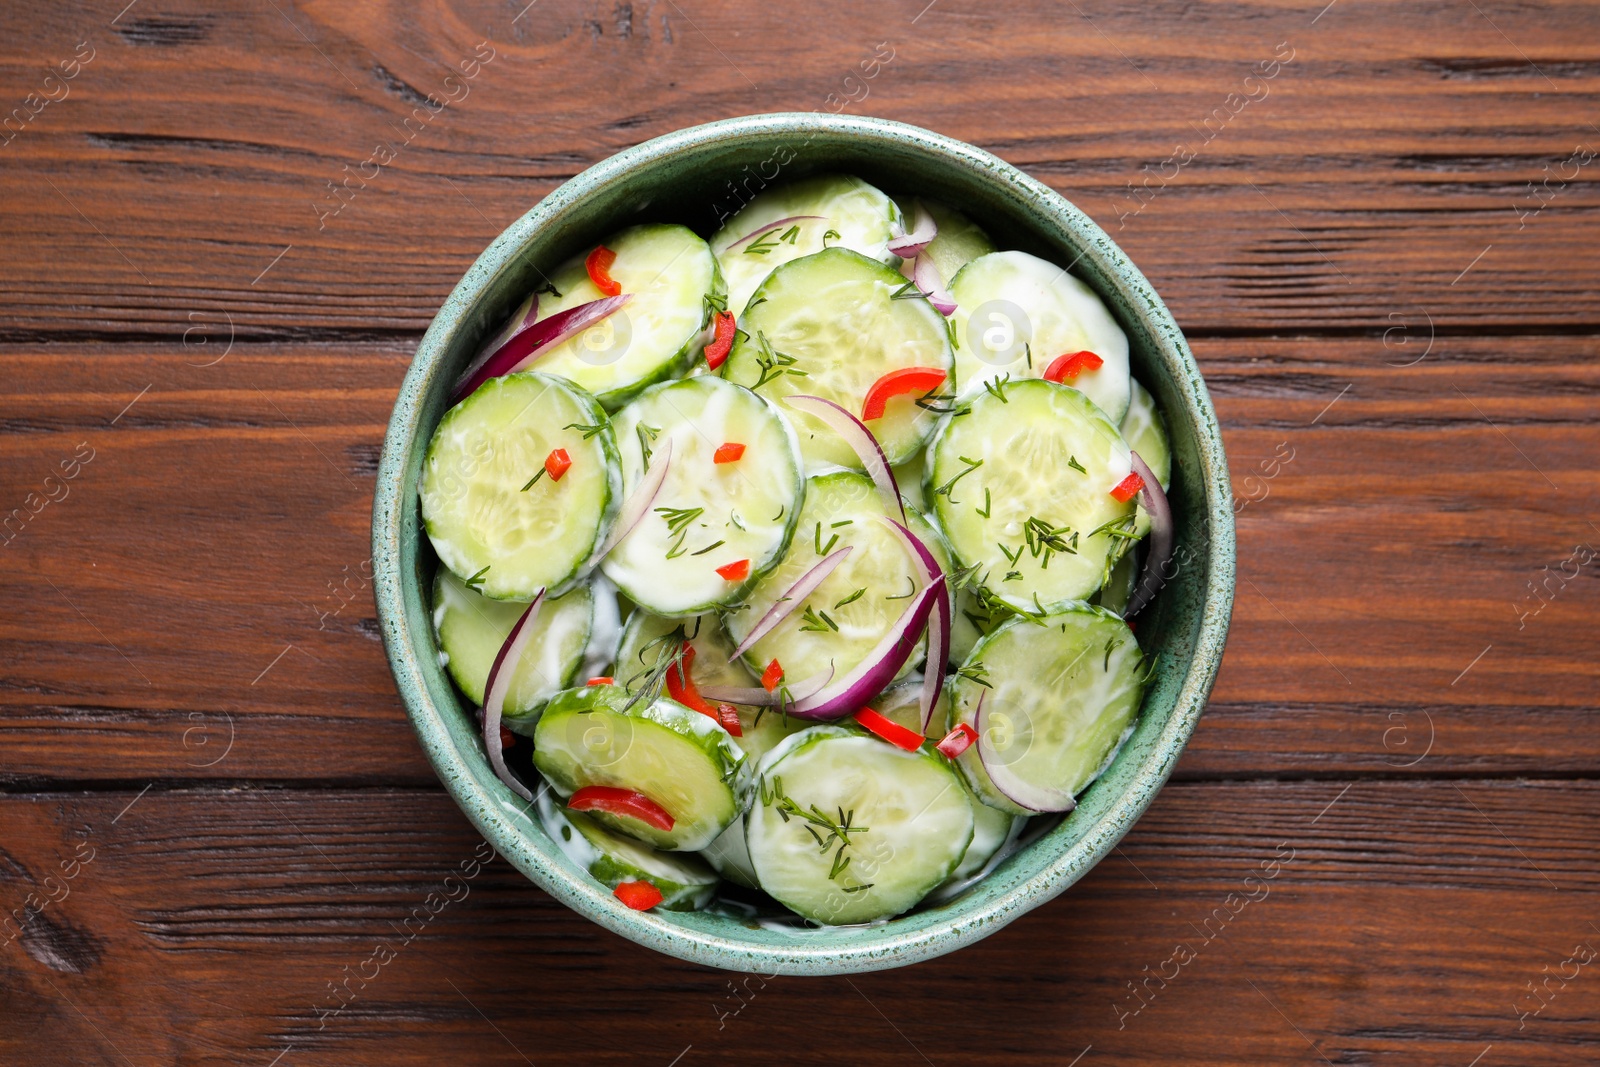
left=724, top=215, right=828, bottom=251
left=887, top=202, right=937, bottom=258
left=973, top=687, right=1077, bottom=814
left=880, top=518, right=950, bottom=732
left=597, top=437, right=673, bottom=559
left=782, top=395, right=903, bottom=523
left=911, top=254, right=957, bottom=316
left=786, top=583, right=939, bottom=721
left=1124, top=450, right=1173, bottom=619
left=698, top=666, right=834, bottom=707
left=481, top=588, right=547, bottom=801
left=728, top=546, right=853, bottom=659
left=450, top=295, right=632, bottom=404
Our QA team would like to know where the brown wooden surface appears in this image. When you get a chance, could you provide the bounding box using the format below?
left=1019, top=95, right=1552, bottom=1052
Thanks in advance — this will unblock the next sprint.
left=2, top=0, right=1597, bottom=1063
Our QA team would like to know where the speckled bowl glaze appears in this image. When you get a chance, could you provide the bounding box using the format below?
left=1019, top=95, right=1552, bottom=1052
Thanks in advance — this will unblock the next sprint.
left=373, top=112, right=1234, bottom=975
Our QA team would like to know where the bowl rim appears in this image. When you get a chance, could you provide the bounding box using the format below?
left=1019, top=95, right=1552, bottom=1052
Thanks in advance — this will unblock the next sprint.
left=373, top=111, right=1235, bottom=975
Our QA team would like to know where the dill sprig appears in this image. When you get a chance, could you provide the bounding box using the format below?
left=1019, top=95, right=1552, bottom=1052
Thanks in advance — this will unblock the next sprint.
left=463, top=565, right=489, bottom=590
left=636, top=423, right=660, bottom=465
left=1024, top=516, right=1078, bottom=569
left=915, top=389, right=971, bottom=417
left=690, top=539, right=725, bottom=556
left=799, top=606, right=839, bottom=633
left=890, top=278, right=930, bottom=303
left=744, top=230, right=782, bottom=255
left=833, top=587, right=866, bottom=609
left=520, top=469, right=545, bottom=492
left=751, top=330, right=805, bottom=389
left=759, top=776, right=869, bottom=883
left=621, top=628, right=690, bottom=713
left=1067, top=455, right=1087, bottom=474
left=975, top=487, right=992, bottom=519
left=982, top=375, right=1011, bottom=403
left=933, top=456, right=983, bottom=505
left=813, top=520, right=840, bottom=557
left=656, top=505, right=704, bottom=559
left=956, top=662, right=992, bottom=688
left=564, top=421, right=608, bottom=440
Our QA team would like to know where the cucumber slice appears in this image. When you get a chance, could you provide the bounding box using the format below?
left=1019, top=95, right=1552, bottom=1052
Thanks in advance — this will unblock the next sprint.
left=614, top=609, right=807, bottom=765
left=927, top=378, right=1137, bottom=609
left=721, top=471, right=938, bottom=688
left=701, top=816, right=760, bottom=890
left=721, top=248, right=953, bottom=471
left=949, top=250, right=1131, bottom=423
left=536, top=790, right=718, bottom=910
left=525, top=224, right=724, bottom=410
left=532, top=684, right=745, bottom=851
left=893, top=198, right=997, bottom=283
left=745, top=726, right=974, bottom=925
left=712, top=174, right=901, bottom=315
left=872, top=680, right=1023, bottom=884
left=1120, top=379, right=1172, bottom=539
left=603, top=376, right=804, bottom=616
left=420, top=372, right=621, bottom=600
left=947, top=608, right=1144, bottom=815
left=431, top=566, right=592, bottom=724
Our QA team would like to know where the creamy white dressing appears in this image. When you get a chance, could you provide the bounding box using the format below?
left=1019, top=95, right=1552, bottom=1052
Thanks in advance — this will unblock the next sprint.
left=581, top=573, right=623, bottom=680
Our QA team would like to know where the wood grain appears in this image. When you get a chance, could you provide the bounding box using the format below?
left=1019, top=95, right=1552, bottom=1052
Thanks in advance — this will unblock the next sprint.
left=1, top=0, right=1598, bottom=339
left=2, top=781, right=1596, bottom=1065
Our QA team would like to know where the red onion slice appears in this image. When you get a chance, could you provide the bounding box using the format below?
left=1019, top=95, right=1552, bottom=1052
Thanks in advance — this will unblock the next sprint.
left=911, top=254, right=957, bottom=316
left=728, top=546, right=853, bottom=659
left=724, top=215, right=827, bottom=251
left=456, top=293, right=539, bottom=393
left=450, top=294, right=631, bottom=404
left=597, top=437, right=673, bottom=559
left=787, top=583, right=939, bottom=721
left=887, top=202, right=937, bottom=258
left=973, top=687, right=1077, bottom=814
left=481, top=588, right=547, bottom=801
left=698, top=666, right=834, bottom=707
left=880, top=518, right=950, bottom=732
left=1124, top=450, right=1174, bottom=619
left=782, top=395, right=903, bottom=523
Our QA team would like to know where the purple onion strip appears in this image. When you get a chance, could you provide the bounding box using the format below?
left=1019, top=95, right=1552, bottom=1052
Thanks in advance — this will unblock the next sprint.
left=786, top=583, right=938, bottom=721
left=450, top=294, right=631, bottom=404
left=881, top=518, right=951, bottom=732
left=728, top=546, right=853, bottom=660
left=597, top=437, right=673, bottom=559
left=481, top=588, right=547, bottom=802
left=698, top=666, right=834, bottom=707
left=911, top=253, right=957, bottom=316
left=724, top=215, right=828, bottom=250
left=1124, top=450, right=1173, bottom=619
left=973, top=687, right=1077, bottom=814
left=783, top=395, right=903, bottom=523
left=887, top=201, right=937, bottom=257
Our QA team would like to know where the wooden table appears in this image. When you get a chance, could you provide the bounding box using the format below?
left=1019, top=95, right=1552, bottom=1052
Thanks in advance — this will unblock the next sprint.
left=3, top=1, right=1597, bottom=1063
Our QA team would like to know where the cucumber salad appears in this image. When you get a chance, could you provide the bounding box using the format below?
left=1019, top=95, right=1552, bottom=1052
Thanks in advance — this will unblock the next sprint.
left=420, top=174, right=1175, bottom=926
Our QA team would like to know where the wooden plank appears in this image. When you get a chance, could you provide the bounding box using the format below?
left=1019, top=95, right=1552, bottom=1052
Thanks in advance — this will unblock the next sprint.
left=1, top=780, right=1595, bottom=1064
left=1, top=1, right=1598, bottom=337
left=1, top=333, right=1596, bottom=783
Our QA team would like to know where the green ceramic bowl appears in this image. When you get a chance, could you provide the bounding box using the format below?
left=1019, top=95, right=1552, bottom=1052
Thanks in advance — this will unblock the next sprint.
left=373, top=113, right=1234, bottom=975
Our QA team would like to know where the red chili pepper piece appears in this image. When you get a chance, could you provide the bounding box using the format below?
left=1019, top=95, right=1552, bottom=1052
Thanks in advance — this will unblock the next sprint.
left=1110, top=471, right=1145, bottom=503
left=704, top=310, right=736, bottom=370
left=715, top=703, right=744, bottom=738
left=935, top=723, right=978, bottom=759
left=585, top=246, right=622, bottom=296
left=665, top=643, right=716, bottom=716
left=853, top=707, right=925, bottom=752
left=586, top=676, right=614, bottom=686
left=1042, top=350, right=1104, bottom=384
left=613, top=880, right=664, bottom=911
left=861, top=366, right=948, bottom=421
left=568, top=786, right=675, bottom=832
left=499, top=725, right=517, bottom=751
left=761, top=658, right=784, bottom=692
left=545, top=448, right=572, bottom=482
left=713, top=441, right=746, bottom=464
left=715, top=559, right=750, bottom=582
